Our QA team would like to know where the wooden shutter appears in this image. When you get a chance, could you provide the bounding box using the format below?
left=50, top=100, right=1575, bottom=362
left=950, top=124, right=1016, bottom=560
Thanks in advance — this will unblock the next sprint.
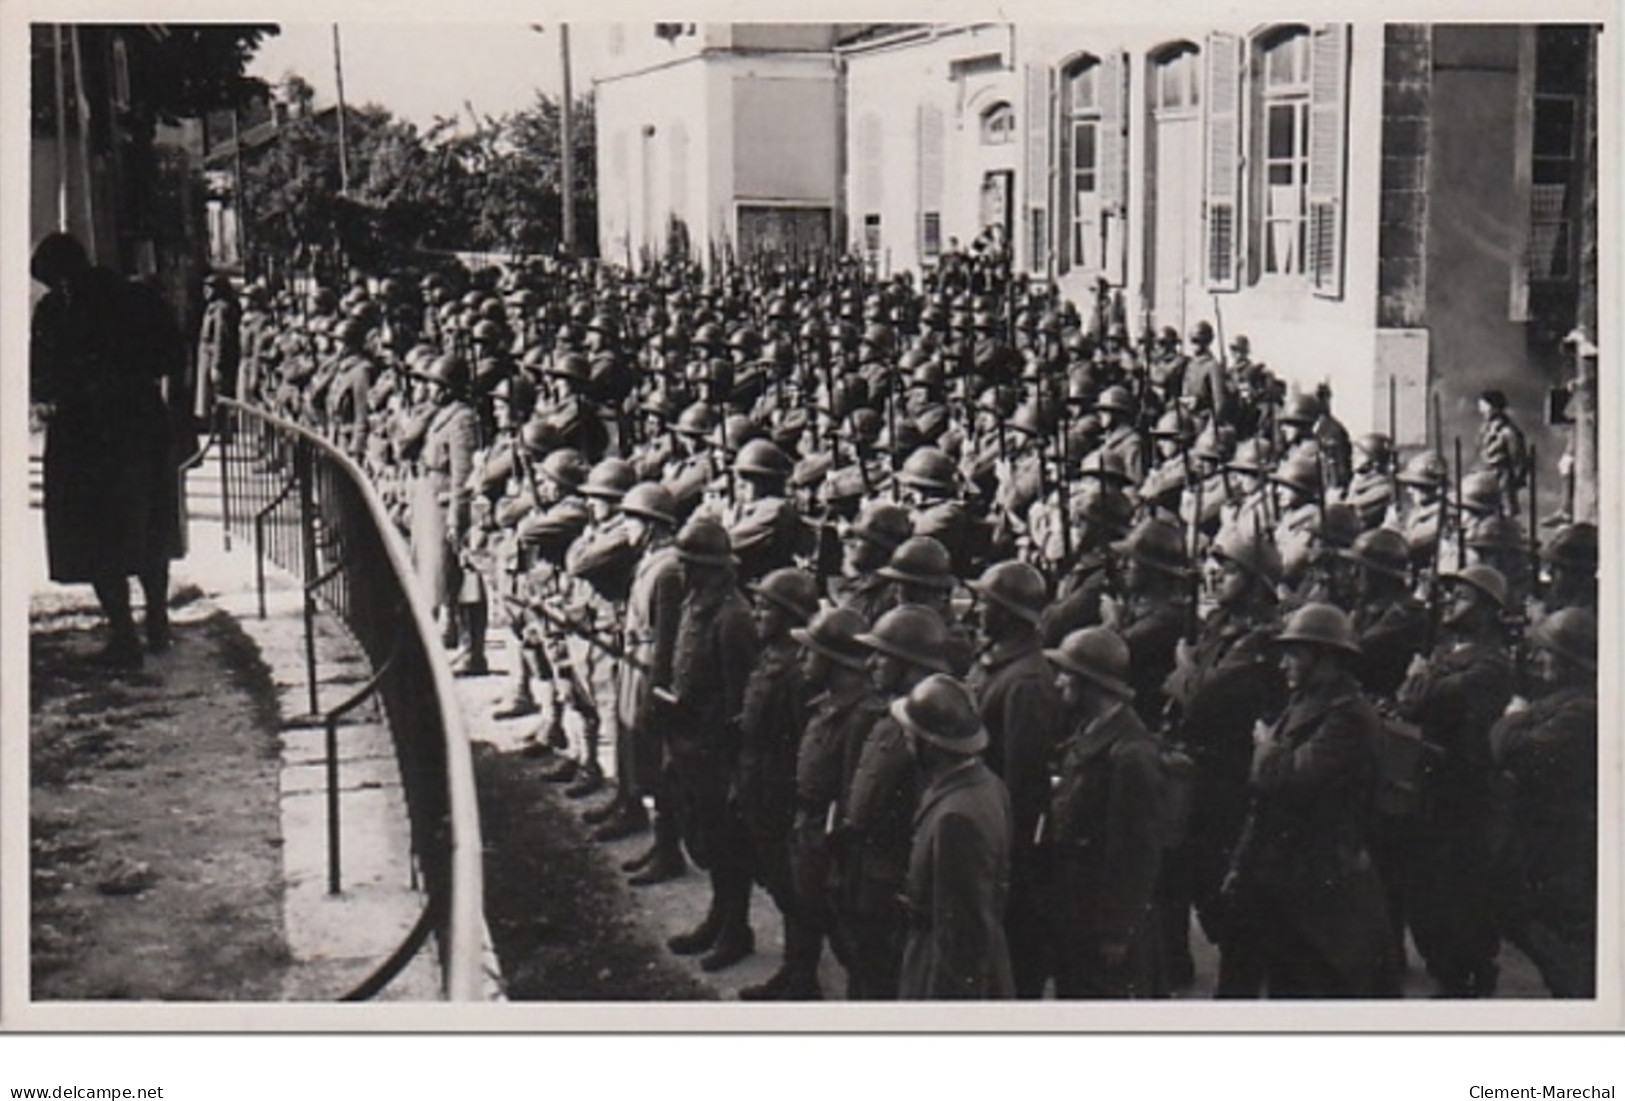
left=1204, top=31, right=1242, bottom=291
left=1307, top=23, right=1350, bottom=298
left=1025, top=62, right=1051, bottom=274
left=918, top=102, right=945, bottom=260
left=1098, top=50, right=1129, bottom=283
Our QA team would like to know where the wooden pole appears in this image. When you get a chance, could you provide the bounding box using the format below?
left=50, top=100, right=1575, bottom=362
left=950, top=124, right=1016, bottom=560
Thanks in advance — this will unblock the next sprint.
left=332, top=25, right=351, bottom=193
left=559, top=23, right=576, bottom=257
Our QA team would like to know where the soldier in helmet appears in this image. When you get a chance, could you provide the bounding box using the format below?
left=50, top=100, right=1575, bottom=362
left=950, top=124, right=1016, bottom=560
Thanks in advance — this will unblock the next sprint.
left=409, top=354, right=485, bottom=673
left=1043, top=626, right=1165, bottom=997
left=1269, top=454, right=1325, bottom=590
left=1183, top=320, right=1228, bottom=428
left=833, top=500, right=911, bottom=623
left=1106, top=518, right=1193, bottom=732
left=1092, top=386, right=1146, bottom=484
left=662, top=401, right=720, bottom=521
left=1489, top=607, right=1597, bottom=998
left=837, top=605, right=952, bottom=998
left=1313, top=383, right=1354, bottom=491
left=877, top=536, right=974, bottom=676
left=1163, top=525, right=1286, bottom=997
left=1041, top=487, right=1135, bottom=646
left=1395, top=451, right=1453, bottom=577
left=723, top=438, right=803, bottom=584
left=1138, top=410, right=1195, bottom=523
left=1276, top=393, right=1323, bottom=468
left=538, top=350, right=610, bottom=462
left=898, top=446, right=975, bottom=576
left=1338, top=528, right=1429, bottom=699
left=1215, top=438, right=1275, bottom=547
left=895, top=674, right=1017, bottom=999
left=1147, top=327, right=1187, bottom=411
left=1287, top=502, right=1363, bottom=610
left=1394, top=565, right=1516, bottom=997
left=1537, top=522, right=1597, bottom=615
left=966, top=561, right=1064, bottom=998
left=764, top=608, right=884, bottom=998
left=1342, top=433, right=1398, bottom=531
left=1223, top=603, right=1397, bottom=997
left=617, top=484, right=690, bottom=887
left=732, top=568, right=819, bottom=992
left=663, top=519, right=760, bottom=970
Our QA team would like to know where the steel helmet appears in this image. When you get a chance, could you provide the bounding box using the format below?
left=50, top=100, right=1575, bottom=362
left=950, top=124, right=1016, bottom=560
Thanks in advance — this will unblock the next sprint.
left=1459, top=471, right=1504, bottom=516
left=519, top=418, right=558, bottom=455
left=581, top=458, right=637, bottom=501
left=1271, top=454, right=1324, bottom=496
left=889, top=674, right=988, bottom=755
left=877, top=536, right=955, bottom=590
left=1227, top=438, right=1273, bottom=474
left=675, top=517, right=735, bottom=568
left=1313, top=503, right=1364, bottom=550
left=750, top=567, right=820, bottom=625
left=1442, top=564, right=1510, bottom=611
left=734, top=438, right=792, bottom=481
left=538, top=448, right=589, bottom=494
left=675, top=401, right=718, bottom=439
left=1093, top=385, right=1136, bottom=415
left=1188, top=320, right=1215, bottom=344
left=1397, top=451, right=1449, bottom=488
left=1338, top=528, right=1411, bottom=580
left=1354, top=433, right=1394, bottom=464
left=969, top=561, right=1048, bottom=625
left=1274, top=603, right=1361, bottom=655
left=1151, top=409, right=1191, bottom=440
left=428, top=354, right=470, bottom=392
left=619, top=482, right=678, bottom=528
left=852, top=501, right=914, bottom=553
left=1541, top=522, right=1598, bottom=570
left=1211, top=525, right=1285, bottom=589
left=1110, top=518, right=1192, bottom=578
left=548, top=351, right=591, bottom=383
left=898, top=447, right=959, bottom=494
left=1045, top=626, right=1134, bottom=699
left=1281, top=393, right=1323, bottom=426
left=791, top=606, right=871, bottom=670
left=1527, top=607, right=1597, bottom=672
left=1465, top=515, right=1526, bottom=554
left=853, top=604, right=952, bottom=674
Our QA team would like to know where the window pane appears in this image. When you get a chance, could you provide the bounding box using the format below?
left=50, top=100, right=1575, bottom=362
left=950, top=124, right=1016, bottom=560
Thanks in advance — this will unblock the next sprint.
left=1074, top=123, right=1096, bottom=169
left=1188, top=56, right=1200, bottom=106
left=1267, top=39, right=1295, bottom=85
left=1533, top=97, right=1577, bottom=158
left=1268, top=163, right=1293, bottom=186
left=1078, top=171, right=1096, bottom=193
left=1268, top=104, right=1296, bottom=159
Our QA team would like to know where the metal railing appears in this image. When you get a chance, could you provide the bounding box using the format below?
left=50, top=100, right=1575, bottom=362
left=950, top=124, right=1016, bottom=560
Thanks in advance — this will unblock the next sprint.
left=215, top=398, right=486, bottom=1002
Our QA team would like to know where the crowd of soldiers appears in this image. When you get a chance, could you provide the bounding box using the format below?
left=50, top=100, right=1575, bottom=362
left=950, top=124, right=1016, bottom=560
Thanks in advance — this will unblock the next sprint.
left=199, top=243, right=1599, bottom=1001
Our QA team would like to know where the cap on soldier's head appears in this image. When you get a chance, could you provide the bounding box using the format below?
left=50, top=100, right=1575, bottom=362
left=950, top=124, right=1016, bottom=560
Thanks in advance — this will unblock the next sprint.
left=1528, top=606, right=1596, bottom=672
left=853, top=501, right=913, bottom=553
left=581, top=458, right=637, bottom=501
left=1274, top=602, right=1361, bottom=655
left=1338, top=527, right=1410, bottom=579
left=750, top=567, right=820, bottom=625
left=620, top=483, right=678, bottom=528
left=969, top=561, right=1048, bottom=625
left=890, top=675, right=988, bottom=755
left=675, top=517, right=735, bottom=568
left=1045, top=626, right=1135, bottom=699
left=854, top=604, right=952, bottom=674
left=791, top=606, right=871, bottom=671
left=1442, top=563, right=1509, bottom=611
left=878, top=536, right=955, bottom=590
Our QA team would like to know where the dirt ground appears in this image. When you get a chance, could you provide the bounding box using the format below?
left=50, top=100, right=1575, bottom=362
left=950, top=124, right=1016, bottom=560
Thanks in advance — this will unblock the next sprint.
left=28, top=590, right=289, bottom=1001
left=471, top=740, right=715, bottom=1001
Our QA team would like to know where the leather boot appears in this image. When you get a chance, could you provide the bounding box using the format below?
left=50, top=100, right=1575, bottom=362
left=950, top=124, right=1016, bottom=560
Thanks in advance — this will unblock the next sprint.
left=621, top=841, right=658, bottom=873
left=628, top=811, right=686, bottom=880
left=493, top=694, right=540, bottom=720
left=145, top=608, right=171, bottom=654
left=700, top=874, right=754, bottom=972
left=564, top=761, right=605, bottom=799
left=593, top=803, right=650, bottom=842
left=539, top=756, right=579, bottom=783
left=667, top=909, right=721, bottom=956
left=583, top=797, right=624, bottom=826
left=700, top=926, right=754, bottom=972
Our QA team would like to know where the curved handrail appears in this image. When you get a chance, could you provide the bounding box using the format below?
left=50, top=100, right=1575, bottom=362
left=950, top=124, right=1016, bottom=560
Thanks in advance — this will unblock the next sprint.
left=216, top=399, right=486, bottom=1001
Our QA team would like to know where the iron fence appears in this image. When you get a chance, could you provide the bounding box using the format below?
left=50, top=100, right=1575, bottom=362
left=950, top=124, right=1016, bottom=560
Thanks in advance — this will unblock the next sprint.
left=215, top=398, right=486, bottom=1001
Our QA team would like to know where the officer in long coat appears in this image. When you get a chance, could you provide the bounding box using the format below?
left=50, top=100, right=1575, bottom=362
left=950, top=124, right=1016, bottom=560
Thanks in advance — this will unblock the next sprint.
left=1225, top=603, right=1398, bottom=997
left=895, top=675, right=1016, bottom=999
left=1044, top=627, right=1165, bottom=997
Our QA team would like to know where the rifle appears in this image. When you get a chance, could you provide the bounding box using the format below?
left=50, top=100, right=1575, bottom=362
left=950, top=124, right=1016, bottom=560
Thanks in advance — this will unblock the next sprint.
left=500, top=593, right=651, bottom=675
left=1527, top=445, right=1541, bottom=604
left=1453, top=436, right=1465, bottom=571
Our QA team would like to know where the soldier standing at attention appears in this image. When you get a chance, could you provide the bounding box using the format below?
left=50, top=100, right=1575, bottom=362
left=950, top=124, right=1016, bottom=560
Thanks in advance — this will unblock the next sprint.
left=895, top=675, right=1016, bottom=999
left=1223, top=604, right=1397, bottom=998
left=838, top=606, right=952, bottom=999
left=663, top=520, right=760, bottom=970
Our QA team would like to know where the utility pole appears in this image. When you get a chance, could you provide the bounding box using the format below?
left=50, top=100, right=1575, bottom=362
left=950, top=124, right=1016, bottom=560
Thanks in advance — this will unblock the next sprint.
left=559, top=23, right=575, bottom=257
left=332, top=24, right=351, bottom=193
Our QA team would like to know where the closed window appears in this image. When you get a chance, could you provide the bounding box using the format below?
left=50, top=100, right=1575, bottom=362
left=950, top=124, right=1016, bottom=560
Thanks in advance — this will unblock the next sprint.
left=1259, top=27, right=1311, bottom=276
left=1065, top=58, right=1102, bottom=271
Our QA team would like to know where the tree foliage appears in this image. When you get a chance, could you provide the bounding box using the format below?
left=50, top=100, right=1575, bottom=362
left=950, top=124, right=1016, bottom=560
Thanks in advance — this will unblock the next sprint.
left=240, top=84, right=597, bottom=271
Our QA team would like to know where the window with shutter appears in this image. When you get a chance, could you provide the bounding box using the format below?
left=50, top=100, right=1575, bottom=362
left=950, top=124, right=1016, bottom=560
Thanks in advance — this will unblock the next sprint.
left=1024, top=63, right=1051, bottom=274
left=1204, top=31, right=1242, bottom=290
left=1060, top=56, right=1104, bottom=276
left=1307, top=24, right=1350, bottom=297
left=1098, top=51, right=1129, bottom=283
